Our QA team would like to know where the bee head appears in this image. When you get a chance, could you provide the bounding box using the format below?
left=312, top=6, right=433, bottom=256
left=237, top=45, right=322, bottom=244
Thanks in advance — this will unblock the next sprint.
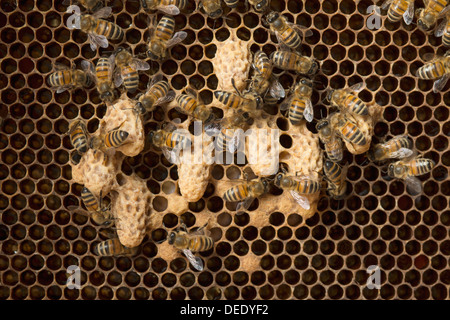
left=309, top=60, right=319, bottom=75
left=149, top=130, right=162, bottom=144
left=135, top=101, right=146, bottom=115
left=316, top=119, right=329, bottom=131
left=274, top=173, right=284, bottom=187
left=255, top=0, right=267, bottom=12
left=168, top=231, right=176, bottom=245
left=210, top=8, right=223, bottom=18
left=324, top=159, right=334, bottom=172
left=326, top=89, right=335, bottom=102
left=266, top=11, right=279, bottom=24
left=418, top=11, right=435, bottom=31
left=70, top=150, right=82, bottom=166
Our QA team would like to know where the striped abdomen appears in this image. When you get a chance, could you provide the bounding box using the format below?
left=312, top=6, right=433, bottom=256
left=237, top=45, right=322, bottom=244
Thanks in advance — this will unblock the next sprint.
left=224, top=184, right=249, bottom=202
left=294, top=179, right=320, bottom=194
left=121, top=66, right=139, bottom=92
left=324, top=160, right=344, bottom=187
left=387, top=0, right=410, bottom=22
left=254, top=51, right=271, bottom=78
left=341, top=94, right=368, bottom=115
left=385, top=136, right=412, bottom=154
left=155, top=16, right=175, bottom=42
left=279, top=25, right=301, bottom=49
left=214, top=91, right=243, bottom=109
left=48, top=70, right=72, bottom=87
left=94, top=19, right=123, bottom=40
left=166, top=132, right=190, bottom=149
left=215, top=128, right=235, bottom=150
left=339, top=120, right=366, bottom=146
left=161, top=0, right=187, bottom=8
left=443, top=23, right=450, bottom=46
left=70, top=123, right=88, bottom=154
left=81, top=187, right=99, bottom=212
left=325, top=137, right=343, bottom=162
left=289, top=98, right=307, bottom=124
left=426, top=0, right=447, bottom=14
left=176, top=94, right=198, bottom=114
left=408, top=158, right=435, bottom=176
left=94, top=238, right=138, bottom=256
left=149, top=81, right=170, bottom=101
left=96, top=57, right=112, bottom=83
left=271, top=51, right=299, bottom=71
left=188, top=236, right=214, bottom=252
left=417, top=61, right=447, bottom=79
left=224, top=0, right=238, bottom=7
left=104, top=130, right=129, bottom=148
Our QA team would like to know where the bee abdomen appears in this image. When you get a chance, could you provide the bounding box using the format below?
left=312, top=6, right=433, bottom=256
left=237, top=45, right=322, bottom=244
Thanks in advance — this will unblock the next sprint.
left=122, top=66, right=139, bottom=92
left=95, top=20, right=124, bottom=40
left=48, top=70, right=72, bottom=87
left=325, top=139, right=343, bottom=162
left=155, top=16, right=175, bottom=41
left=214, top=91, right=241, bottom=109
left=296, top=179, right=320, bottom=194
left=189, top=236, right=214, bottom=252
left=289, top=98, right=306, bottom=124
left=224, top=0, right=239, bottom=7
left=224, top=184, right=249, bottom=202
left=176, top=94, right=197, bottom=113
left=343, top=95, right=368, bottom=115
left=81, top=187, right=99, bottom=212
left=254, top=51, right=271, bottom=75
left=280, top=27, right=301, bottom=49
left=324, top=160, right=342, bottom=185
left=105, top=130, right=129, bottom=148
left=96, top=57, right=111, bottom=82
left=417, top=61, right=446, bottom=79
left=411, top=159, right=435, bottom=176
left=70, top=125, right=88, bottom=154
left=387, top=1, right=408, bottom=22
left=341, top=122, right=367, bottom=146
left=151, top=81, right=170, bottom=99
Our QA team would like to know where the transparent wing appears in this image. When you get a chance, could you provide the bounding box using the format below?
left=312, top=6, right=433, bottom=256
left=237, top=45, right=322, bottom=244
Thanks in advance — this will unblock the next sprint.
left=381, top=0, right=394, bottom=10
left=435, top=18, right=447, bottom=37
left=290, top=190, right=311, bottom=210
left=422, top=52, right=439, bottom=62
left=67, top=206, right=91, bottom=217
left=92, top=6, right=112, bottom=19
left=183, top=249, right=203, bottom=271
left=438, top=5, right=450, bottom=18
left=204, top=122, right=221, bottom=136
left=158, top=4, right=180, bottom=15
left=280, top=96, right=292, bottom=111
left=88, top=33, right=109, bottom=51
left=389, top=148, right=414, bottom=159
left=155, top=90, right=176, bottom=106
left=304, top=99, right=314, bottom=122
left=56, top=85, right=72, bottom=93
left=405, top=175, right=423, bottom=195
left=268, top=80, right=286, bottom=99
left=403, top=2, right=414, bottom=25
left=433, top=73, right=450, bottom=93
left=292, top=23, right=313, bottom=39
left=227, top=129, right=243, bottom=153
left=166, top=31, right=188, bottom=48
left=148, top=73, right=164, bottom=89
left=113, top=68, right=124, bottom=87
left=80, top=60, right=94, bottom=73
left=162, top=147, right=180, bottom=164
left=348, top=82, right=365, bottom=93
left=54, top=63, right=70, bottom=71
left=132, top=58, right=150, bottom=71
left=236, top=197, right=255, bottom=213
left=108, top=54, right=116, bottom=78
left=340, top=164, right=349, bottom=185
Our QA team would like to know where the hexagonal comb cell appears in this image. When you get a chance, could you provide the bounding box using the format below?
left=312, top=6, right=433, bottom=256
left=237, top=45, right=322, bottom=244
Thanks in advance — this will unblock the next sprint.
left=0, top=0, right=449, bottom=301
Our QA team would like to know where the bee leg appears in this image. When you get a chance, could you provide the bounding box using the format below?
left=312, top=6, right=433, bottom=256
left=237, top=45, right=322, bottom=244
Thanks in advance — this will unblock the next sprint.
left=231, top=78, right=242, bottom=96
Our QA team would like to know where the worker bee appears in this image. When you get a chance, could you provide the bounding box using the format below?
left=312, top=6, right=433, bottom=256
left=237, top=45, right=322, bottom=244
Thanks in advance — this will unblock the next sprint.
left=316, top=118, right=344, bottom=162
left=68, top=119, right=89, bottom=154
left=223, top=175, right=271, bottom=212
left=141, top=0, right=187, bottom=15
left=90, top=122, right=130, bottom=151
left=416, top=51, right=450, bottom=93
left=68, top=187, right=114, bottom=226
left=388, top=155, right=436, bottom=194
left=66, top=6, right=124, bottom=51
left=211, top=110, right=252, bottom=153
left=147, top=15, right=187, bottom=61
left=113, top=48, right=150, bottom=93
left=274, top=171, right=320, bottom=210
left=63, top=0, right=103, bottom=12
left=435, top=10, right=450, bottom=46
left=149, top=122, right=191, bottom=164
left=271, top=50, right=319, bottom=75
left=367, top=135, right=413, bottom=162
left=330, top=112, right=367, bottom=147
left=214, top=78, right=262, bottom=114
left=327, top=82, right=368, bottom=116
left=248, top=0, right=270, bottom=12
left=133, top=74, right=175, bottom=117
left=198, top=0, right=223, bottom=18
left=324, top=159, right=347, bottom=200
left=265, top=11, right=310, bottom=50
left=47, top=64, right=93, bottom=93
left=81, top=55, right=116, bottom=103
left=416, top=1, right=450, bottom=31
left=280, top=78, right=314, bottom=124
left=176, top=87, right=215, bottom=123
left=247, top=50, right=285, bottom=105
left=381, top=0, right=415, bottom=25
left=168, top=223, right=214, bottom=271
left=94, top=238, right=139, bottom=257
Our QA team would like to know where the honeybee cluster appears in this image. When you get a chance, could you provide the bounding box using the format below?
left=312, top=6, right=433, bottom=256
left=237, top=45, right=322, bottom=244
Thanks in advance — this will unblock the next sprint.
left=53, top=0, right=444, bottom=276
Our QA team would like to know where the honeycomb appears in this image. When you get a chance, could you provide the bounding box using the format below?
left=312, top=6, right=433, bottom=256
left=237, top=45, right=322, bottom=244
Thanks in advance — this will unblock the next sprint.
left=0, top=0, right=450, bottom=301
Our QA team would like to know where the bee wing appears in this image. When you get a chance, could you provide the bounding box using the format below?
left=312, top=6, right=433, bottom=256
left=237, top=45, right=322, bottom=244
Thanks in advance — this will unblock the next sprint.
left=113, top=67, right=124, bottom=87
left=56, top=85, right=73, bottom=93
left=403, top=2, right=414, bottom=25
left=290, top=190, right=311, bottom=210
left=438, top=5, right=450, bottom=18
left=108, top=54, right=116, bottom=78
left=132, top=59, right=150, bottom=71
left=405, top=175, right=423, bottom=195
left=88, top=33, right=109, bottom=51
left=280, top=95, right=293, bottom=111
left=236, top=197, right=255, bottom=213
left=435, top=17, right=447, bottom=37
left=348, top=82, right=365, bottom=93
left=340, top=164, right=349, bottom=185
left=148, top=73, right=164, bottom=89
left=389, top=148, right=414, bottom=159
left=204, top=122, right=221, bottom=136
left=268, top=80, right=286, bottom=99
left=291, top=23, right=313, bottom=39
left=182, top=249, right=204, bottom=271
left=67, top=206, right=91, bottom=217
left=92, top=6, right=113, bottom=19
left=433, top=73, right=450, bottom=93
left=162, top=147, right=180, bottom=164
left=165, top=31, right=188, bottom=49
left=54, top=63, right=70, bottom=71
left=381, top=0, right=394, bottom=10
left=227, top=129, right=243, bottom=153
left=155, top=90, right=176, bottom=107
left=158, top=4, right=181, bottom=15
left=304, top=99, right=314, bottom=122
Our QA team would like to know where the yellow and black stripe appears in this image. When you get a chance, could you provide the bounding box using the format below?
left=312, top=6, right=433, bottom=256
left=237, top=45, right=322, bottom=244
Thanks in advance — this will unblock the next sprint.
left=408, top=158, right=435, bottom=176
left=288, top=98, right=307, bottom=124
left=279, top=25, right=301, bottom=49
left=81, top=187, right=99, bottom=212
left=295, top=179, right=320, bottom=194
left=271, top=51, right=298, bottom=70
left=166, top=132, right=190, bottom=149
left=121, top=65, right=139, bottom=92
left=96, top=57, right=111, bottom=82
left=48, top=70, right=72, bottom=87
left=417, top=60, right=446, bottom=80
left=224, top=0, right=238, bottom=7
left=339, top=120, right=366, bottom=146
left=325, top=138, right=343, bottom=162
left=188, top=235, right=214, bottom=252
left=324, top=160, right=343, bottom=186
left=341, top=94, right=368, bottom=115
left=176, top=94, right=198, bottom=114
left=104, top=129, right=129, bottom=148
left=223, top=184, right=249, bottom=202
left=443, top=24, right=450, bottom=46
left=94, top=18, right=124, bottom=40
left=94, top=238, right=138, bottom=256
left=387, top=0, right=411, bottom=22
left=254, top=51, right=271, bottom=78
left=69, top=122, right=88, bottom=154
left=155, top=16, right=176, bottom=41
left=214, top=91, right=243, bottom=109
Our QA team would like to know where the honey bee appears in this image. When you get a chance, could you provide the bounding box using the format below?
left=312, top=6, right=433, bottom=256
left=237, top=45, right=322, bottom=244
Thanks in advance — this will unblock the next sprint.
left=212, top=110, right=252, bottom=153
left=416, top=1, right=450, bottom=31
left=90, top=122, right=130, bottom=151
left=271, top=50, right=319, bottom=75
left=316, top=118, right=344, bottom=162
left=214, top=78, right=262, bottom=114
left=223, top=176, right=271, bottom=212
left=149, top=122, right=191, bottom=164
left=133, top=74, right=175, bottom=116
left=274, top=171, right=320, bottom=210
left=416, top=50, right=450, bottom=93
left=68, top=119, right=89, bottom=155
left=248, top=0, right=270, bottom=12
left=223, top=0, right=238, bottom=8
left=66, top=6, right=124, bottom=51
left=176, top=87, right=215, bottom=123
left=324, top=159, right=347, bottom=200
left=436, top=10, right=450, bottom=46
left=265, top=11, right=309, bottom=50
left=94, top=238, right=139, bottom=257
left=381, top=0, right=415, bottom=25
left=63, top=0, right=103, bottom=12
left=168, top=223, right=214, bottom=271
left=367, top=135, right=413, bottom=162
left=70, top=150, right=82, bottom=165
left=68, top=187, right=114, bottom=226
left=141, top=0, right=187, bottom=15
left=47, top=64, right=93, bottom=93
left=330, top=112, right=367, bottom=147
left=327, top=82, right=368, bottom=116
left=147, top=15, right=187, bottom=61
left=113, top=48, right=150, bottom=93
left=280, top=78, right=314, bottom=124
left=81, top=55, right=116, bottom=103
left=198, top=0, right=223, bottom=18
left=388, top=155, right=436, bottom=194
left=247, top=50, right=285, bottom=104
